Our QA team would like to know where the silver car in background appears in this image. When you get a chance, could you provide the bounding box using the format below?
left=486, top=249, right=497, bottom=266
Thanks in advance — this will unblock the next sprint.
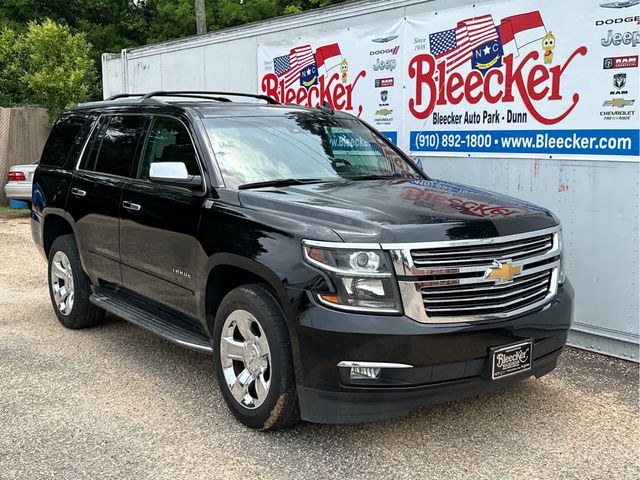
left=4, top=163, right=37, bottom=208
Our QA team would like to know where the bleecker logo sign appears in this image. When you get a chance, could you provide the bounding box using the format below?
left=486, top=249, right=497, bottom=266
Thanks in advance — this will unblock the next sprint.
left=408, top=11, right=587, bottom=125
left=261, top=43, right=366, bottom=115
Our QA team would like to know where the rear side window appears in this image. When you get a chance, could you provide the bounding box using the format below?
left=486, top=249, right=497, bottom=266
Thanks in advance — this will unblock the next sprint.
left=40, top=115, right=93, bottom=167
left=82, top=115, right=147, bottom=177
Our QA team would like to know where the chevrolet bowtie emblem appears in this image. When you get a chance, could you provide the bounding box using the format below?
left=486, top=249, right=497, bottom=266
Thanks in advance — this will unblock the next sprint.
left=485, top=261, right=522, bottom=284
left=603, top=98, right=635, bottom=108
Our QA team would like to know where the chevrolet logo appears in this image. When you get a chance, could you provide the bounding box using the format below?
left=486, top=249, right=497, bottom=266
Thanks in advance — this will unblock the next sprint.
left=603, top=98, right=635, bottom=108
left=485, top=260, right=522, bottom=284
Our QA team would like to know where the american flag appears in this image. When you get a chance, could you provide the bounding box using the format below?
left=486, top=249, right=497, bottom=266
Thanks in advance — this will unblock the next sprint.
left=429, top=15, right=498, bottom=72
left=273, top=45, right=316, bottom=88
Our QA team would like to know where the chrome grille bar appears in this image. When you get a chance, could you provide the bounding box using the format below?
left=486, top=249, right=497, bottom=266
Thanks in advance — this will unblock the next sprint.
left=423, top=278, right=550, bottom=304
left=412, top=241, right=552, bottom=266
left=411, top=235, right=552, bottom=257
left=424, top=287, right=549, bottom=313
left=422, top=271, right=549, bottom=295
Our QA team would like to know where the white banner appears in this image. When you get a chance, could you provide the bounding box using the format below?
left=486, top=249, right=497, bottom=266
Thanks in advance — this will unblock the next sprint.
left=404, top=0, right=639, bottom=158
left=258, top=20, right=404, bottom=145
left=258, top=1, right=639, bottom=159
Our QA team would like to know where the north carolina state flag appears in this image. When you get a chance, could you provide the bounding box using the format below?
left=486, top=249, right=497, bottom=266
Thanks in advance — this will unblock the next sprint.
left=498, top=11, right=547, bottom=55
left=314, top=43, right=342, bottom=71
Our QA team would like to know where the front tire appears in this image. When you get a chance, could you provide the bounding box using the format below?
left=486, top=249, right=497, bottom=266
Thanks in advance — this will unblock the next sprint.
left=47, top=234, right=104, bottom=329
left=213, top=284, right=300, bottom=430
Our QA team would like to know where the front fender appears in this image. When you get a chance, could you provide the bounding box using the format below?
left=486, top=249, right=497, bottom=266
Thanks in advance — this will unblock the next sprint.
left=195, top=201, right=341, bottom=386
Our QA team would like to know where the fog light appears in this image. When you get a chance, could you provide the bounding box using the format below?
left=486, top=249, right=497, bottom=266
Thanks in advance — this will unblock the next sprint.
left=350, top=366, right=381, bottom=380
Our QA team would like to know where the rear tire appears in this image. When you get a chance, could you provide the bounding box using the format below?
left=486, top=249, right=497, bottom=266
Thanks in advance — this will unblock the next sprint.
left=47, top=234, right=104, bottom=329
left=213, top=284, right=300, bottom=430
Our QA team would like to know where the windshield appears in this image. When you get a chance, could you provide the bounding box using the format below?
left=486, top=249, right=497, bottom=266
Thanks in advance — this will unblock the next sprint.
left=203, top=113, right=423, bottom=189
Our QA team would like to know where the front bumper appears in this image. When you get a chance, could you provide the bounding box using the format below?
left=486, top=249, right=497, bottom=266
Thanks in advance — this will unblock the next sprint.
left=294, top=280, right=574, bottom=424
left=4, top=183, right=32, bottom=201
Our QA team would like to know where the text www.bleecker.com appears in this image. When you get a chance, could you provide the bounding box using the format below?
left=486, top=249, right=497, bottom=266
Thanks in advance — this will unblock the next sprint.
left=410, top=129, right=639, bottom=156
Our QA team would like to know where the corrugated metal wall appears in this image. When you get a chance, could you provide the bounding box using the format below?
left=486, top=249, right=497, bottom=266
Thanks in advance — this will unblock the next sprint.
left=101, top=0, right=640, bottom=361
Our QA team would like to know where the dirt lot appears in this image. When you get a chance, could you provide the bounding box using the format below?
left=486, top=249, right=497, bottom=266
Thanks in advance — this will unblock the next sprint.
left=0, top=216, right=638, bottom=479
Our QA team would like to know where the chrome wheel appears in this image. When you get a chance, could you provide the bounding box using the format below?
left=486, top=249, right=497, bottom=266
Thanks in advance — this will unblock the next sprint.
left=50, top=251, right=74, bottom=316
left=219, top=309, right=271, bottom=409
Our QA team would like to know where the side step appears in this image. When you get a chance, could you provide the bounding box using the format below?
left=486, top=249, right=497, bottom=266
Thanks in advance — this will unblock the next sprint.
left=90, top=287, right=213, bottom=354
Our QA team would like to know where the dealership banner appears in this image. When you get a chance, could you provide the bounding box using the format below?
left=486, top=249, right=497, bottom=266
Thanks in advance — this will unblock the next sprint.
left=258, top=20, right=404, bottom=145
left=258, top=0, right=639, bottom=159
left=404, top=0, right=638, bottom=159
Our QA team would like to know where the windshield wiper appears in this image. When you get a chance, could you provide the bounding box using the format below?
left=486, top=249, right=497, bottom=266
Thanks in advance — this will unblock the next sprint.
left=346, top=174, right=403, bottom=181
left=238, top=178, right=327, bottom=190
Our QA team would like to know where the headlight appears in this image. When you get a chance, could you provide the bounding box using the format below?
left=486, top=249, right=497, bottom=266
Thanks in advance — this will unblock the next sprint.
left=557, top=228, right=566, bottom=285
left=302, top=241, right=401, bottom=313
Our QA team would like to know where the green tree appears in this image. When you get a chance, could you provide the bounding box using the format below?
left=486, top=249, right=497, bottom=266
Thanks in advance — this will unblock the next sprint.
left=0, top=28, right=28, bottom=106
left=0, top=0, right=351, bottom=102
left=143, top=0, right=198, bottom=43
left=21, top=19, right=97, bottom=112
left=0, top=19, right=97, bottom=112
left=214, top=0, right=281, bottom=29
left=0, top=1, right=147, bottom=98
left=282, top=0, right=344, bottom=15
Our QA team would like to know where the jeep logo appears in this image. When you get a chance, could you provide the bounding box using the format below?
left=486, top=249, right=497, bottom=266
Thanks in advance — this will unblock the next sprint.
left=373, top=58, right=397, bottom=71
left=601, top=29, right=640, bottom=47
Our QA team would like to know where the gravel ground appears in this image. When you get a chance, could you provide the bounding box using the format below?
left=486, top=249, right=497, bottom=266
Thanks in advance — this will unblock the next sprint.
left=0, top=216, right=638, bottom=480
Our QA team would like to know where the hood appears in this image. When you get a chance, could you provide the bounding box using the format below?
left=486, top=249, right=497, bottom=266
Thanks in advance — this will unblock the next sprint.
left=238, top=178, right=558, bottom=243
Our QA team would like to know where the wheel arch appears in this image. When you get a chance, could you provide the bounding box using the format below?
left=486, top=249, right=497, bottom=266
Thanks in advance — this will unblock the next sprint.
left=201, top=253, right=293, bottom=332
left=201, top=253, right=305, bottom=389
left=42, top=212, right=75, bottom=257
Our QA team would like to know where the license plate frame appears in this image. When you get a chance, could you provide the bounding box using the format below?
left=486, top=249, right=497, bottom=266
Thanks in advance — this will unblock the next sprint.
left=490, top=340, right=533, bottom=380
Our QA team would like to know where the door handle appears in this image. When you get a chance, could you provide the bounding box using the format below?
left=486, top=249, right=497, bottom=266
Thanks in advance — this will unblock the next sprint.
left=122, top=201, right=141, bottom=212
left=71, top=188, right=86, bottom=197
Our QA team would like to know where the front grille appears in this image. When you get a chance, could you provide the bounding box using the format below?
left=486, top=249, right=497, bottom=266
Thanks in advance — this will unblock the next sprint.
left=388, top=228, right=561, bottom=323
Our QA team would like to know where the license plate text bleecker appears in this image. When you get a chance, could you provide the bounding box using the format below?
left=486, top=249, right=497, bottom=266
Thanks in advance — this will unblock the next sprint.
left=492, top=341, right=532, bottom=379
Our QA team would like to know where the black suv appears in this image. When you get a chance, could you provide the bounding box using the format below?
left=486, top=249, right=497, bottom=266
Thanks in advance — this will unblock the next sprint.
left=31, top=91, right=574, bottom=430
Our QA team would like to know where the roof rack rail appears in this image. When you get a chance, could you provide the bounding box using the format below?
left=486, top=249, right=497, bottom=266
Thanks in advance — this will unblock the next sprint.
left=140, top=91, right=278, bottom=104
left=72, top=91, right=279, bottom=110
left=104, top=92, right=231, bottom=103
left=105, top=93, right=146, bottom=101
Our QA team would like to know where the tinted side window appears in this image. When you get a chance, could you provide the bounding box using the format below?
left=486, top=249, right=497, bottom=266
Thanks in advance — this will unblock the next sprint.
left=90, top=115, right=147, bottom=177
left=40, top=115, right=93, bottom=167
left=139, top=116, right=200, bottom=180
left=79, top=116, right=107, bottom=171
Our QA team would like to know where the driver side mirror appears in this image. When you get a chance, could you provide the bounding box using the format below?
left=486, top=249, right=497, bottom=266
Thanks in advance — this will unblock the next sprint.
left=149, top=162, right=202, bottom=187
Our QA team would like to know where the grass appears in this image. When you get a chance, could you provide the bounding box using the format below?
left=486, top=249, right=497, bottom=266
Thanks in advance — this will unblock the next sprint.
left=0, top=206, right=31, bottom=218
